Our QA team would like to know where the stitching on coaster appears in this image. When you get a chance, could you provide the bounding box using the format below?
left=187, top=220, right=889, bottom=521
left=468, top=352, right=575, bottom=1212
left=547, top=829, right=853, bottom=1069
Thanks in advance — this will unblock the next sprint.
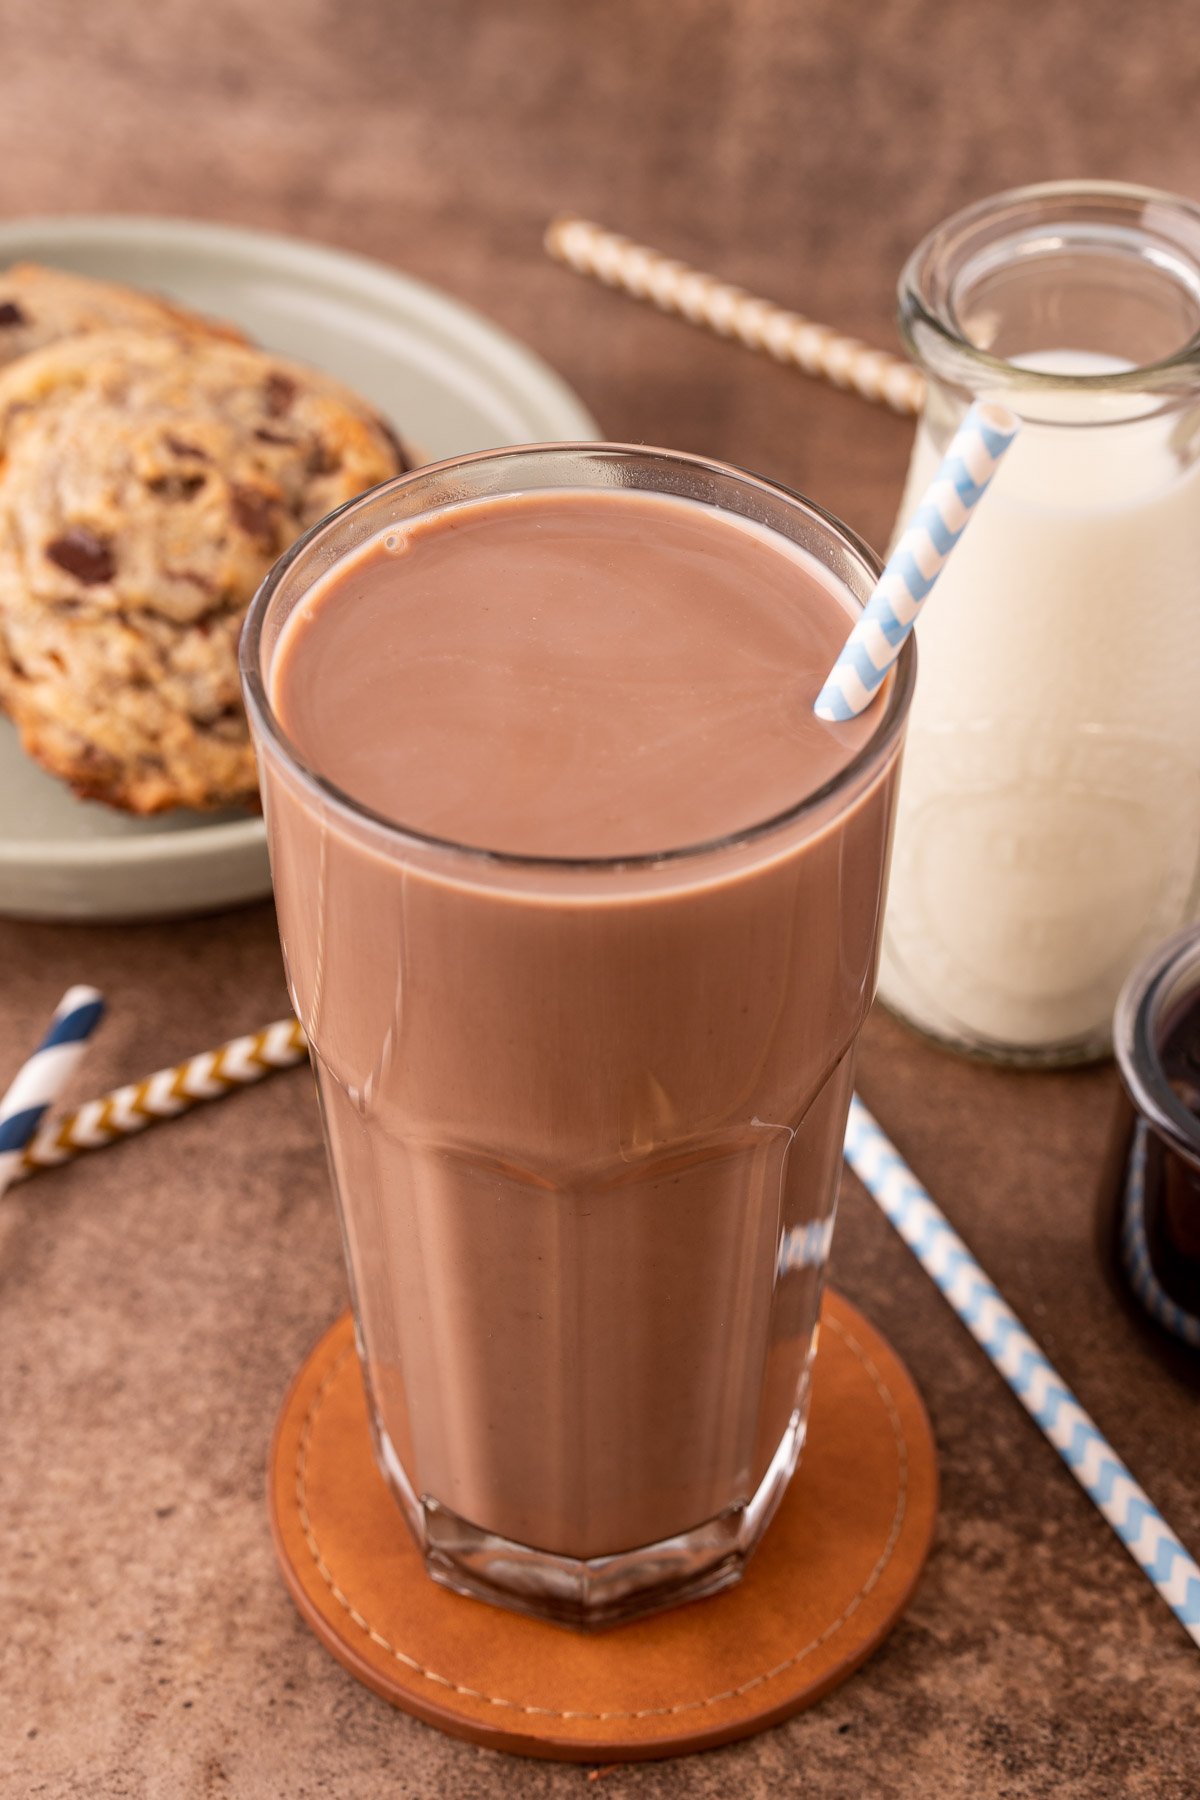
left=293, top=1311, right=911, bottom=1722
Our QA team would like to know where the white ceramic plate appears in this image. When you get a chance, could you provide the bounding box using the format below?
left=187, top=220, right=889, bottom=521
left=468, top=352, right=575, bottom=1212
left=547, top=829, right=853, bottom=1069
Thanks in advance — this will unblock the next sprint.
left=0, top=216, right=600, bottom=922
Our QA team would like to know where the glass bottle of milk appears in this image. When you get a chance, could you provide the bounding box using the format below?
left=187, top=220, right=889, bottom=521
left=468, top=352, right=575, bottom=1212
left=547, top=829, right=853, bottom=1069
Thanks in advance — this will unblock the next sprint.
left=878, top=181, right=1200, bottom=1066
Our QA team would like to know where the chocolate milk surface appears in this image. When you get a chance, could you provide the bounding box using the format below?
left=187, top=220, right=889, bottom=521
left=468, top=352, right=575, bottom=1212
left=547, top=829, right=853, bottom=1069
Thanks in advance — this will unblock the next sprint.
left=272, top=489, right=877, bottom=856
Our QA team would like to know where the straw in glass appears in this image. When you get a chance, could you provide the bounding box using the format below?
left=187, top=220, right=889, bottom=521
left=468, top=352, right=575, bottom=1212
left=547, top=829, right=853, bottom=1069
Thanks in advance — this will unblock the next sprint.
left=845, top=1094, right=1200, bottom=1650
left=544, top=215, right=927, bottom=417
left=813, top=401, right=1019, bottom=722
left=0, top=986, right=105, bottom=1197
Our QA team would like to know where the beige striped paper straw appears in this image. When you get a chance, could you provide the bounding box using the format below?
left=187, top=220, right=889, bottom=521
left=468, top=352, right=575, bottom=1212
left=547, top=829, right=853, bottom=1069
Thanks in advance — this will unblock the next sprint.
left=11, top=1017, right=308, bottom=1183
left=545, top=215, right=926, bottom=417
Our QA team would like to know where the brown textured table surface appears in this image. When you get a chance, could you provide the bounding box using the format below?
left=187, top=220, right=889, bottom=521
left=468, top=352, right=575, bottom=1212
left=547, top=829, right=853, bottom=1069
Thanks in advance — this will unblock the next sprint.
left=3, top=3, right=1199, bottom=1795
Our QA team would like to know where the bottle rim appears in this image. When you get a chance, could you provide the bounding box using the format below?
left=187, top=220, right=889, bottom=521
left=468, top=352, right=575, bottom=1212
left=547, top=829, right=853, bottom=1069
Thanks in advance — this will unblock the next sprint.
left=899, top=179, right=1200, bottom=399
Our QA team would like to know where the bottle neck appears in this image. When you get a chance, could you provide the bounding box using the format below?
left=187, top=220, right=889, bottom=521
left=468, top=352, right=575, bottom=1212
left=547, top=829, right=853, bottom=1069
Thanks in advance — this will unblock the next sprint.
left=900, top=181, right=1200, bottom=424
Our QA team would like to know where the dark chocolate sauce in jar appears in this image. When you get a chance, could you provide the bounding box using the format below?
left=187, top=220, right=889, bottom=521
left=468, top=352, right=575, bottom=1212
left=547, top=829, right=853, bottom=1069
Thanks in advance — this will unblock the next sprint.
left=1105, top=929, right=1200, bottom=1366
left=1146, top=993, right=1200, bottom=1319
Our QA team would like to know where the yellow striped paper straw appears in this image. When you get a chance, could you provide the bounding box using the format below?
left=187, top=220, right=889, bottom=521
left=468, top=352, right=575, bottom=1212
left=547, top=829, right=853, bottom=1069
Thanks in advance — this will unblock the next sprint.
left=11, top=1017, right=307, bottom=1182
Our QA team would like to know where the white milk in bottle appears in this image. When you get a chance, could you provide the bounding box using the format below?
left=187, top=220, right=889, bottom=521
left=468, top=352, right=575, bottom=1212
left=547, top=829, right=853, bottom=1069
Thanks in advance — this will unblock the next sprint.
left=877, top=183, right=1200, bottom=1063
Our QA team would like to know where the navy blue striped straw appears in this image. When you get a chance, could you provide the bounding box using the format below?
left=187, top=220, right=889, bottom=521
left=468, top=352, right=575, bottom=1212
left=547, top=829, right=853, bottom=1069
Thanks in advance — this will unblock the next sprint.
left=0, top=986, right=105, bottom=1196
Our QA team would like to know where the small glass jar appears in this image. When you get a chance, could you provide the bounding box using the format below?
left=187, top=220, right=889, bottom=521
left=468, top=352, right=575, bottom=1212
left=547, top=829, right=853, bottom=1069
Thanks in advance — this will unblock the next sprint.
left=877, top=181, right=1200, bottom=1066
left=1100, top=926, right=1200, bottom=1362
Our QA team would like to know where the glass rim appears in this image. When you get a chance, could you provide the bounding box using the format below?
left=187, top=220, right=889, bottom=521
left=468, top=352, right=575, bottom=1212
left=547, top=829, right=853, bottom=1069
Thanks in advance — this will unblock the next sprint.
left=899, top=177, right=1200, bottom=394
left=239, top=441, right=915, bottom=876
left=1114, top=925, right=1200, bottom=1172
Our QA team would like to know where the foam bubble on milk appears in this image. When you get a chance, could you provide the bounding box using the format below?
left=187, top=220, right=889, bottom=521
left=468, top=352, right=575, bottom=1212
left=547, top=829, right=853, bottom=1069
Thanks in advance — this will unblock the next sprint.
left=877, top=349, right=1200, bottom=1055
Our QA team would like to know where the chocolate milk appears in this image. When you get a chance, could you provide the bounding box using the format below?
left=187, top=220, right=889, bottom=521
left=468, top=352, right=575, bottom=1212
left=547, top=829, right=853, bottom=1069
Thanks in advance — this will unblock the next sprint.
left=254, top=474, right=908, bottom=1623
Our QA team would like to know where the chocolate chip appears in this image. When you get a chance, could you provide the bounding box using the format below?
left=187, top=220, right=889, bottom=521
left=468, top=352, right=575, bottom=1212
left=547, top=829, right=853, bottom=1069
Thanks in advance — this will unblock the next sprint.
left=149, top=472, right=207, bottom=500
left=306, top=439, right=338, bottom=476
left=0, top=300, right=27, bottom=327
left=45, top=526, right=116, bottom=585
left=264, top=373, right=296, bottom=418
left=230, top=483, right=279, bottom=547
left=165, top=568, right=216, bottom=594
left=376, top=418, right=410, bottom=472
left=77, top=743, right=116, bottom=770
left=183, top=602, right=232, bottom=636
left=253, top=427, right=298, bottom=446
left=165, top=435, right=209, bottom=461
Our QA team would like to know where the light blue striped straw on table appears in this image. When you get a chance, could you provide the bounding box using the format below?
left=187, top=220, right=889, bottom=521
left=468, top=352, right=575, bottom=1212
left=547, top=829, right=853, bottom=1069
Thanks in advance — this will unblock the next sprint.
left=814, top=400, right=1020, bottom=722
left=0, top=986, right=106, bottom=1198
left=843, top=1095, right=1200, bottom=1649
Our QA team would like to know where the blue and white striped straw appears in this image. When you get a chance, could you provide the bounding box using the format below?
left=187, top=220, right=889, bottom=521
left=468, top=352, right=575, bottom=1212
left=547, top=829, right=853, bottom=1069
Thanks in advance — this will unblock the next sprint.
left=844, top=1093, right=1200, bottom=1650
left=0, top=986, right=106, bottom=1198
left=814, top=401, right=1020, bottom=722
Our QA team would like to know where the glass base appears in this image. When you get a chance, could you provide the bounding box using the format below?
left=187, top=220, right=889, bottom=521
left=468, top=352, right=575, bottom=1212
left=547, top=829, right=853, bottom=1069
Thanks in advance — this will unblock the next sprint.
left=877, top=994, right=1113, bottom=1070
left=373, top=1406, right=809, bottom=1631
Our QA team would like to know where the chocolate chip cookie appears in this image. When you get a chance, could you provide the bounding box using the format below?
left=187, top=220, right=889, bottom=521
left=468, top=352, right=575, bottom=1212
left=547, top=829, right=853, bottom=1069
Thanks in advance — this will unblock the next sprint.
left=0, top=330, right=406, bottom=813
left=0, top=261, right=245, bottom=367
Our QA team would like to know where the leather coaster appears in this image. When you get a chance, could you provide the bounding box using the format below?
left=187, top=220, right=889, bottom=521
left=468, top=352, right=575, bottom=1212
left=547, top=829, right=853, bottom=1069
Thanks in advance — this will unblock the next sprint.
left=268, top=1291, right=937, bottom=1761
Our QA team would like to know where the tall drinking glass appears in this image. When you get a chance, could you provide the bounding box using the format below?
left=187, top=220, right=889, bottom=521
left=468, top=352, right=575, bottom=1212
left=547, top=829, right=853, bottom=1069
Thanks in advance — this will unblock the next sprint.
left=241, top=445, right=913, bottom=1628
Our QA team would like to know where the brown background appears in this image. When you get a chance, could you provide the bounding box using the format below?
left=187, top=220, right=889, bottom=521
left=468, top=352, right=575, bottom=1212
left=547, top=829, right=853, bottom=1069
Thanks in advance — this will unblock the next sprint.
left=2, top=2, right=1199, bottom=1795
